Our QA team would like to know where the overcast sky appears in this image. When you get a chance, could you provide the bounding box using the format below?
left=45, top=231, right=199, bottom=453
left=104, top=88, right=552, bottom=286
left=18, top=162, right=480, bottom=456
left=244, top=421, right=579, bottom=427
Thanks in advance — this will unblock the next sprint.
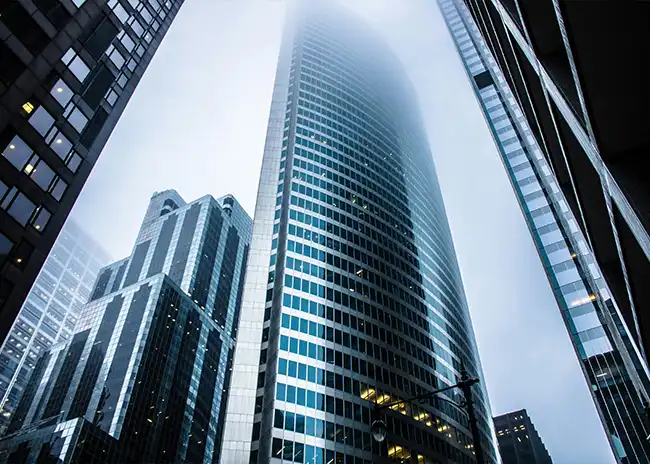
left=70, top=1, right=615, bottom=462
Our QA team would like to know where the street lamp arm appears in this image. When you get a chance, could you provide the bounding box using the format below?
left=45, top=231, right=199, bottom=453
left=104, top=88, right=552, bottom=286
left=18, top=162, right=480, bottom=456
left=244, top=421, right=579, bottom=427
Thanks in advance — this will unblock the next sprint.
left=372, top=378, right=478, bottom=413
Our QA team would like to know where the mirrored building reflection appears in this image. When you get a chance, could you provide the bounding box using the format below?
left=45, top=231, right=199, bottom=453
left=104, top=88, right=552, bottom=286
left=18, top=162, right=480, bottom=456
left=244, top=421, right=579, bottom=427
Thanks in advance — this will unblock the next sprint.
left=221, top=2, right=498, bottom=463
left=0, top=0, right=185, bottom=351
left=437, top=1, right=650, bottom=462
left=0, top=190, right=251, bottom=463
left=0, top=219, right=110, bottom=434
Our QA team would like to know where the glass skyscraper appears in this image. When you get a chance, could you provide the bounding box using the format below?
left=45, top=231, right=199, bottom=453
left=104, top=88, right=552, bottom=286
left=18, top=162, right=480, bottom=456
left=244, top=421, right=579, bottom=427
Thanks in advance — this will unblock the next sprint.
left=0, top=190, right=251, bottom=463
left=437, top=1, right=650, bottom=462
left=221, top=2, right=498, bottom=463
left=0, top=0, right=184, bottom=350
left=0, top=218, right=110, bottom=433
left=452, top=0, right=650, bottom=373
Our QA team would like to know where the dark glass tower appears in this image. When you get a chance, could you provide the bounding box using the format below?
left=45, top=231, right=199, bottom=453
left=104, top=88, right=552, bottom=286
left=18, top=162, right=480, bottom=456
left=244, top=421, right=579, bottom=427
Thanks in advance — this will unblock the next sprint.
left=221, top=2, right=498, bottom=463
left=437, top=1, right=650, bottom=462
left=0, top=190, right=251, bottom=463
left=0, top=0, right=184, bottom=347
left=0, top=218, right=110, bottom=433
left=454, top=0, right=650, bottom=367
left=493, top=410, right=552, bottom=464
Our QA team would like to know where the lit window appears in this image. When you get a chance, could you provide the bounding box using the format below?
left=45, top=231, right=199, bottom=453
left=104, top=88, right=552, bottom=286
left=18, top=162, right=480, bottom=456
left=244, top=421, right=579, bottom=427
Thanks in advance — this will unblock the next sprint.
left=2, top=136, right=33, bottom=170
left=49, top=131, right=73, bottom=159
left=51, top=79, right=74, bottom=107
left=22, top=102, right=34, bottom=114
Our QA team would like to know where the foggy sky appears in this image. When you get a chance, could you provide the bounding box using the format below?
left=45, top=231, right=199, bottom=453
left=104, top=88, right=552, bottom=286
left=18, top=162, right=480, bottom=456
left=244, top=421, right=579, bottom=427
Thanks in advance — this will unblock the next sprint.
left=70, top=1, right=615, bottom=462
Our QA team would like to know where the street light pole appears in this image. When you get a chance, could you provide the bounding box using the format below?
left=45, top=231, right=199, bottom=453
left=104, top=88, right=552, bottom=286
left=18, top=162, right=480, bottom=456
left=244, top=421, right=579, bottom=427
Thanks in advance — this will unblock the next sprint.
left=459, top=366, right=485, bottom=464
left=370, top=367, right=486, bottom=463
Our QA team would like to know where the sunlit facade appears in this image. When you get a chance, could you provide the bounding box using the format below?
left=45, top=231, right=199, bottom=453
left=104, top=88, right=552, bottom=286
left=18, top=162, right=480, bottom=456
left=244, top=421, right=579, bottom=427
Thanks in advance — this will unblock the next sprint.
left=221, top=3, right=498, bottom=463
left=438, top=1, right=650, bottom=462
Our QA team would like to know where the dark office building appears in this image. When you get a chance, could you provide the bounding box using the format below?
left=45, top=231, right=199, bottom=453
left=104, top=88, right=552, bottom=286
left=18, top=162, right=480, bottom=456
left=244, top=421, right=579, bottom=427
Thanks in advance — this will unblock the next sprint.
left=0, top=0, right=184, bottom=349
left=0, top=190, right=252, bottom=463
left=457, top=0, right=650, bottom=362
left=221, top=2, right=499, bottom=463
left=494, top=410, right=552, bottom=464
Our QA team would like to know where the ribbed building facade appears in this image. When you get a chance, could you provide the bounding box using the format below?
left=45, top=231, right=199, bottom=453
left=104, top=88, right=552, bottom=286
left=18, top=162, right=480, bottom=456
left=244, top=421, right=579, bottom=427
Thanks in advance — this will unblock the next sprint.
left=0, top=218, right=110, bottom=433
left=0, top=0, right=184, bottom=349
left=0, top=190, right=251, bottom=463
left=438, top=1, right=650, bottom=462
left=452, top=0, right=650, bottom=375
left=221, top=3, right=498, bottom=463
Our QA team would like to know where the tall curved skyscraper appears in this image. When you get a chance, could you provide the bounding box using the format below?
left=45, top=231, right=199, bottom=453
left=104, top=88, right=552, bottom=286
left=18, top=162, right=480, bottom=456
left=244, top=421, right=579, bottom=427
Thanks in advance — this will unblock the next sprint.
left=221, top=3, right=498, bottom=463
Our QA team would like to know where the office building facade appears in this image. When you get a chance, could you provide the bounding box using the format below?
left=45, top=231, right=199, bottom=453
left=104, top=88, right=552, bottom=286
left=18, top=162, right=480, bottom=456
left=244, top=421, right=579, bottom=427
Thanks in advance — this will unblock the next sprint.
left=0, top=0, right=184, bottom=348
left=452, top=0, right=650, bottom=366
left=0, top=218, right=110, bottom=433
left=0, top=190, right=251, bottom=463
left=221, top=3, right=498, bottom=463
left=493, top=410, right=552, bottom=464
left=438, top=1, right=650, bottom=462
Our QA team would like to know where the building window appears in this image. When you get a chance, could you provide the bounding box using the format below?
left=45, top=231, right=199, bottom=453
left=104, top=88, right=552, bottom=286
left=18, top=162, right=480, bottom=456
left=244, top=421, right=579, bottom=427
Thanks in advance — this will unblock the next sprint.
left=117, top=73, right=128, bottom=88
left=65, top=152, right=83, bottom=172
left=50, top=79, right=74, bottom=107
left=0, top=233, right=13, bottom=266
left=32, top=206, right=51, bottom=231
left=29, top=160, right=56, bottom=191
left=1, top=137, right=67, bottom=201
left=106, top=44, right=125, bottom=68
left=106, top=90, right=119, bottom=106
left=63, top=104, right=88, bottom=133
left=49, top=178, right=67, bottom=201
left=1, top=188, right=36, bottom=226
left=62, top=49, right=90, bottom=83
left=2, top=136, right=33, bottom=169
left=28, top=107, right=55, bottom=137
left=128, top=17, right=145, bottom=36
left=48, top=130, right=73, bottom=159
left=110, top=0, right=129, bottom=24
left=11, top=240, right=34, bottom=269
left=118, top=30, right=135, bottom=52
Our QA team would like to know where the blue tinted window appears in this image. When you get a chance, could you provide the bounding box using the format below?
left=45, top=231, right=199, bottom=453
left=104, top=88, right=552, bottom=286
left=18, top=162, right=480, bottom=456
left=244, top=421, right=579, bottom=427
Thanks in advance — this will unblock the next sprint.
left=295, top=414, right=305, bottom=434
left=288, top=360, right=297, bottom=378
left=276, top=383, right=286, bottom=401
left=285, top=411, right=294, bottom=431
left=297, top=387, right=306, bottom=406
left=278, top=358, right=287, bottom=375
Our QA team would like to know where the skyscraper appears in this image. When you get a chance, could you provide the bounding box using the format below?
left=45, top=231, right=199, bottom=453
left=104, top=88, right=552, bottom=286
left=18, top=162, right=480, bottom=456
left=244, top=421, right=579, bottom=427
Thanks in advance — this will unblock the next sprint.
left=452, top=0, right=650, bottom=366
left=437, top=1, right=650, bottom=462
left=0, top=218, right=110, bottom=433
left=0, top=190, right=251, bottom=463
left=221, top=2, right=498, bottom=463
left=493, top=410, right=552, bottom=464
left=0, top=0, right=184, bottom=348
